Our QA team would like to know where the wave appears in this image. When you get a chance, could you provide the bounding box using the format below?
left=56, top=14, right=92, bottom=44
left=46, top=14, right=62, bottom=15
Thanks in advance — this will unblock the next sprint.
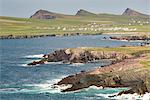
left=24, top=54, right=44, bottom=59
left=85, top=86, right=103, bottom=90
left=96, top=92, right=150, bottom=100
left=69, top=63, right=85, bottom=67
left=45, top=61, right=63, bottom=65
left=19, top=60, right=41, bottom=67
left=0, top=76, right=68, bottom=94
left=24, top=76, right=71, bottom=94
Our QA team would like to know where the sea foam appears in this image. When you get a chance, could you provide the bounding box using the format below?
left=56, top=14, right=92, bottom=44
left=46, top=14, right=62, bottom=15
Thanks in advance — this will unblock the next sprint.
left=69, top=63, right=85, bottom=67
left=23, top=76, right=68, bottom=94
left=96, top=92, right=150, bottom=100
left=25, top=54, right=44, bottom=59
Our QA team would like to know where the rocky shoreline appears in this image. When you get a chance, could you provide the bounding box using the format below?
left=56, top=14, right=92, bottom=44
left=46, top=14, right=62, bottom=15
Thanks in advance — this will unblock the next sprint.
left=109, top=35, right=150, bottom=46
left=27, top=48, right=131, bottom=66
left=110, top=35, right=150, bottom=41
left=55, top=54, right=150, bottom=95
left=0, top=33, right=102, bottom=39
left=27, top=46, right=150, bottom=96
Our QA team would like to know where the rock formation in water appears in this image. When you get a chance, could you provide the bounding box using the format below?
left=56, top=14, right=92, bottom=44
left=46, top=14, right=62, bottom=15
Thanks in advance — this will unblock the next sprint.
left=55, top=53, right=150, bottom=95
left=27, top=48, right=131, bottom=66
left=27, top=46, right=150, bottom=95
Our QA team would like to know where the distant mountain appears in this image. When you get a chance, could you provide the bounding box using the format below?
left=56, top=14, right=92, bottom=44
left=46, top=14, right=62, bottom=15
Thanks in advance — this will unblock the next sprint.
left=122, top=8, right=149, bottom=17
left=75, top=9, right=97, bottom=16
left=30, top=9, right=70, bottom=19
left=30, top=8, right=149, bottom=19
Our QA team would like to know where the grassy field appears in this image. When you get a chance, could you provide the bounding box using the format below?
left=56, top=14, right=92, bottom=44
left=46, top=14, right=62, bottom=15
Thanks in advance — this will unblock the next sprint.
left=0, top=15, right=150, bottom=36
left=140, top=61, right=150, bottom=68
left=75, top=46, right=150, bottom=55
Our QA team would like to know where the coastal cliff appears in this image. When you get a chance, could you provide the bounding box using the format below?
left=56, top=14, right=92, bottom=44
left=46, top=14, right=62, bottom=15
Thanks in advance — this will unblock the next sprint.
left=27, top=46, right=150, bottom=95
left=56, top=53, right=150, bottom=95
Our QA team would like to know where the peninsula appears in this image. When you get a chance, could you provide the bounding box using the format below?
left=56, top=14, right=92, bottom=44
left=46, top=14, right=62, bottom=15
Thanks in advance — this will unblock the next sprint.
left=27, top=46, right=150, bottom=95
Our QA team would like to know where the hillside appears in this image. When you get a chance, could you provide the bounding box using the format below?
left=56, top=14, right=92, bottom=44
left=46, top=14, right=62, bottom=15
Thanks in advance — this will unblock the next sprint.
left=76, top=9, right=97, bottom=16
left=122, top=8, right=149, bottom=17
left=30, top=9, right=75, bottom=19
left=30, top=8, right=149, bottom=20
left=0, top=8, right=150, bottom=37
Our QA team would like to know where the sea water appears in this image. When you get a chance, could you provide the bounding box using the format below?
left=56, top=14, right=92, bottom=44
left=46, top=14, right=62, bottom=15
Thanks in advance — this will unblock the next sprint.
left=1, top=35, right=149, bottom=100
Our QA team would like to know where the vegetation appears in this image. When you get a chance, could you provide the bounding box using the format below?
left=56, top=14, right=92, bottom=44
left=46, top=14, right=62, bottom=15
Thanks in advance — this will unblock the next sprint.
left=140, top=61, right=150, bottom=68
left=0, top=15, right=150, bottom=36
left=79, top=46, right=150, bottom=55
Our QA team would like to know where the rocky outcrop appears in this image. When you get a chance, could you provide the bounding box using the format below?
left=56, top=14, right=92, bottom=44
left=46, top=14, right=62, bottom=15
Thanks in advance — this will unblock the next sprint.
left=55, top=55, right=150, bottom=95
left=122, top=8, right=149, bottom=17
left=110, top=35, right=150, bottom=46
left=110, top=35, right=150, bottom=41
left=27, top=48, right=131, bottom=66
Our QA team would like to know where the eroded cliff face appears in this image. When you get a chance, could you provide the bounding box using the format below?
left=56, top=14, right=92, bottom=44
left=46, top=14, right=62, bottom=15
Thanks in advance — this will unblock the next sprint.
left=56, top=55, right=150, bottom=95
left=28, top=48, right=131, bottom=65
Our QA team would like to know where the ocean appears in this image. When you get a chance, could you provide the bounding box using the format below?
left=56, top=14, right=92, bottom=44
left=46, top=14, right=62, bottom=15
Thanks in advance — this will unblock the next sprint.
left=1, top=35, right=148, bottom=100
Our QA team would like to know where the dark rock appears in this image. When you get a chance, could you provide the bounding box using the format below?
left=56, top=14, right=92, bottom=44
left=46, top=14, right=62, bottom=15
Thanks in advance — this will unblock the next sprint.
left=110, top=35, right=150, bottom=41
left=27, top=61, right=45, bottom=66
left=27, top=48, right=131, bottom=66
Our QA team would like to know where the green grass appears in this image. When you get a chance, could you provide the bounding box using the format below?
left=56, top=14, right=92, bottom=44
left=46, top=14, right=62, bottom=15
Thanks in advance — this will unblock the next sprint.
left=140, top=61, right=150, bottom=68
left=80, top=46, right=150, bottom=55
left=0, top=15, right=150, bottom=36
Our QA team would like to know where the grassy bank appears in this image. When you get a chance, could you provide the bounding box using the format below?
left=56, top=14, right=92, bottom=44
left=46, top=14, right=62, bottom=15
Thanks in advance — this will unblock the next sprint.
left=0, top=15, right=150, bottom=36
left=75, top=46, right=150, bottom=55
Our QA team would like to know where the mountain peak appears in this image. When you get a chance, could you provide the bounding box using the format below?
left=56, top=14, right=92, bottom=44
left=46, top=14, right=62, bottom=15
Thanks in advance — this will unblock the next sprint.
left=76, top=9, right=97, bottom=16
left=122, top=8, right=148, bottom=17
left=30, top=9, right=71, bottom=19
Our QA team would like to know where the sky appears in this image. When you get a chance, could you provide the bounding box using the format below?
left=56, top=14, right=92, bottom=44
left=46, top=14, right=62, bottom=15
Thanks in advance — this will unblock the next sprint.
left=1, top=0, right=150, bottom=18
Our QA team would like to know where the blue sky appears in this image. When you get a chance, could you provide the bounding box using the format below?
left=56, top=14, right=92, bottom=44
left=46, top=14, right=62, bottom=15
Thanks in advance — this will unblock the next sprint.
left=1, top=0, right=150, bottom=18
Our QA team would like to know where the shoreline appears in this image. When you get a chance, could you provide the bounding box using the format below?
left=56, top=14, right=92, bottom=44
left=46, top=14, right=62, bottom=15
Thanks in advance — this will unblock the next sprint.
left=0, top=32, right=149, bottom=40
left=0, top=33, right=102, bottom=39
left=24, top=46, right=150, bottom=95
left=55, top=53, right=150, bottom=95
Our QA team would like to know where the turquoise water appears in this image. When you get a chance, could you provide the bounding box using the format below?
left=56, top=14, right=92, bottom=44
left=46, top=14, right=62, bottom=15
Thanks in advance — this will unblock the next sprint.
left=0, top=35, right=142, bottom=100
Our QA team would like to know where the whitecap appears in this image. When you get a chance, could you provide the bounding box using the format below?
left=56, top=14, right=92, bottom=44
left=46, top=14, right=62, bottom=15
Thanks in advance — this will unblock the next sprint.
left=96, top=92, right=150, bottom=100
left=44, top=61, right=63, bottom=65
left=0, top=77, right=67, bottom=94
left=143, top=93, right=150, bottom=100
left=96, top=93, right=118, bottom=99
left=23, top=76, right=68, bottom=94
left=69, top=63, right=85, bottom=67
left=20, top=64, right=28, bottom=67
left=19, top=60, right=41, bottom=67
left=25, top=54, right=44, bottom=59
left=85, top=86, right=103, bottom=91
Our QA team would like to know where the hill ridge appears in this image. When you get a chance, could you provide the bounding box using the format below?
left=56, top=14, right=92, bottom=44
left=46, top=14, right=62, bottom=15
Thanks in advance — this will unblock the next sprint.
left=122, top=8, right=149, bottom=16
